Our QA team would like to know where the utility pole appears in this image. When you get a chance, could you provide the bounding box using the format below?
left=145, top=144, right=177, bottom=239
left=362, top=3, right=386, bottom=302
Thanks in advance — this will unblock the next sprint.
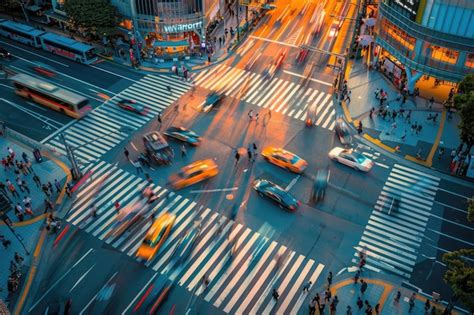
left=59, top=133, right=82, bottom=180
left=17, top=0, right=30, bottom=23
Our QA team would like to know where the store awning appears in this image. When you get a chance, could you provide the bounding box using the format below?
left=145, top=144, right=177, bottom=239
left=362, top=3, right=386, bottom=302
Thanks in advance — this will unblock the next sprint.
left=153, top=40, right=189, bottom=48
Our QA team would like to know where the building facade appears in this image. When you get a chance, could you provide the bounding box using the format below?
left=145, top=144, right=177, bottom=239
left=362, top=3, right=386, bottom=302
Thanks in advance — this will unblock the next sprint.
left=112, top=0, right=222, bottom=58
left=375, top=0, right=474, bottom=91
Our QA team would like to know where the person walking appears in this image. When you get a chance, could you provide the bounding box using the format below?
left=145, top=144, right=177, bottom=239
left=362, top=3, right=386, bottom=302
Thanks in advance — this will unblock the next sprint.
left=369, top=108, right=374, bottom=119
left=114, top=201, right=121, bottom=213
left=429, top=96, right=434, bottom=108
left=354, top=269, right=360, bottom=284
left=132, top=159, right=143, bottom=174
left=47, top=181, right=53, bottom=195
left=1, top=235, right=12, bottom=249
left=346, top=305, right=353, bottom=315
left=357, top=121, right=363, bottom=135
left=44, top=199, right=54, bottom=213
left=327, top=271, right=333, bottom=287
left=424, top=299, right=431, bottom=312
left=124, top=148, right=130, bottom=161
left=374, top=303, right=380, bottom=314
left=33, top=173, right=41, bottom=187
left=394, top=290, right=401, bottom=303
left=389, top=122, right=397, bottom=135
left=357, top=297, right=363, bottom=310
left=330, top=300, right=336, bottom=315
left=54, top=179, right=62, bottom=193
left=405, top=109, right=412, bottom=123
left=7, top=180, right=19, bottom=198
left=302, top=280, right=312, bottom=292
left=417, top=124, right=422, bottom=134
left=181, top=144, right=187, bottom=158
left=360, top=279, right=368, bottom=294
left=408, top=293, right=416, bottom=312
left=234, top=150, right=240, bottom=166
left=157, top=113, right=162, bottom=126
left=401, top=130, right=407, bottom=142
left=247, top=146, right=253, bottom=162
left=42, top=183, right=50, bottom=197
left=272, top=288, right=279, bottom=301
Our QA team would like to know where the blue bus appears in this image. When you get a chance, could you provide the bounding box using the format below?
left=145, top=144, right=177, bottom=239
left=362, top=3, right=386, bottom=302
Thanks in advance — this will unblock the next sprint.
left=39, top=32, right=98, bottom=64
left=0, top=19, right=45, bottom=47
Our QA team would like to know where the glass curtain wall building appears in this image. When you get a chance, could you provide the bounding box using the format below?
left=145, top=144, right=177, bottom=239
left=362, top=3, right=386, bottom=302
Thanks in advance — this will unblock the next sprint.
left=375, top=0, right=474, bottom=91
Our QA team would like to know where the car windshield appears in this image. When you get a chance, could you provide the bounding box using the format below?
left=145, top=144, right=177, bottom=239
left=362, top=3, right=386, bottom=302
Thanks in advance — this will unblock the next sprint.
left=272, top=187, right=295, bottom=205
left=290, top=155, right=300, bottom=164
left=352, top=152, right=367, bottom=164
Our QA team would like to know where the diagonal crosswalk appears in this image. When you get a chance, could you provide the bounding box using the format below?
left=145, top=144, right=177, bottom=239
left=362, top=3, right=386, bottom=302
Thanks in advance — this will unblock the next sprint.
left=42, top=75, right=192, bottom=163
left=193, top=64, right=336, bottom=130
left=67, top=161, right=325, bottom=314
left=353, top=163, right=440, bottom=278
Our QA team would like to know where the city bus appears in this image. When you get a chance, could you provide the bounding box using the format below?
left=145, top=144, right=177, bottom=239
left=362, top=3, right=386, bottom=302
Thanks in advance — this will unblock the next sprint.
left=0, top=19, right=45, bottom=47
left=39, top=32, right=98, bottom=64
left=10, top=73, right=92, bottom=119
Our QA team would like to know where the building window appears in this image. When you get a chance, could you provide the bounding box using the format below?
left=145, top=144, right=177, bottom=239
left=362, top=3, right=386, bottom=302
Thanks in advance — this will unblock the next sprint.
left=425, top=44, right=458, bottom=65
left=466, top=53, right=474, bottom=69
left=380, top=18, right=416, bottom=50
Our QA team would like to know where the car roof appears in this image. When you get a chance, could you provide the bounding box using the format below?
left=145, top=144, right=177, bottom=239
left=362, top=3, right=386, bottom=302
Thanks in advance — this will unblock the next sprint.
left=182, top=159, right=216, bottom=173
left=145, top=212, right=174, bottom=240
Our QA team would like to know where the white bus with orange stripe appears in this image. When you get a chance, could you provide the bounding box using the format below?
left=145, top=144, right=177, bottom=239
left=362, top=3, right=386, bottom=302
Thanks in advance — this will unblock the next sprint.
left=10, top=73, right=91, bottom=119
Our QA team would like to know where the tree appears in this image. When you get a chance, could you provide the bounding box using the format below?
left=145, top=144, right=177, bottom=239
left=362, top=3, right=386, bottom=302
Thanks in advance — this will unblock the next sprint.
left=454, top=75, right=474, bottom=154
left=468, top=197, right=474, bottom=223
left=64, top=0, right=119, bottom=37
left=442, top=249, right=474, bottom=312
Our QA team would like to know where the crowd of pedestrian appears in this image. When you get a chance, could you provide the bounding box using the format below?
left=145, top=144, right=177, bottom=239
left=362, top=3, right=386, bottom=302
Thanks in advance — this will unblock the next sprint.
left=0, top=147, right=64, bottom=222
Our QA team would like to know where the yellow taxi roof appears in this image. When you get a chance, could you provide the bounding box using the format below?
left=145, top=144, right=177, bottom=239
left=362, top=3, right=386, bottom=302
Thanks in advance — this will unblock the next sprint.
left=145, top=212, right=175, bottom=241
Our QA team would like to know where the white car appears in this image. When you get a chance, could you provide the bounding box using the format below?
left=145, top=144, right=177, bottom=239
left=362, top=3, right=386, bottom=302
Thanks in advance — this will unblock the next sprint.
left=328, top=147, right=374, bottom=172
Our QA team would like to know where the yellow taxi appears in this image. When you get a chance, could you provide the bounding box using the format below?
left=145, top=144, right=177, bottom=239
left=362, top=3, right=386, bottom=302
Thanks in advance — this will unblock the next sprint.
left=261, top=147, right=308, bottom=173
left=169, top=159, right=219, bottom=190
left=136, top=212, right=176, bottom=261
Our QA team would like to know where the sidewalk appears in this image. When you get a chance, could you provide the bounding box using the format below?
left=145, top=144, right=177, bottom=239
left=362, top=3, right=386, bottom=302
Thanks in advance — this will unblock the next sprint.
left=312, top=276, right=466, bottom=315
left=0, top=136, right=67, bottom=308
left=341, top=60, right=468, bottom=176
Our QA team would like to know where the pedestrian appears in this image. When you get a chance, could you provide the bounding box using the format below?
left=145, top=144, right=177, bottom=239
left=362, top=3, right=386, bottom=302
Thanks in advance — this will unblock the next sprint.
left=17, top=211, right=24, bottom=221
left=357, top=121, right=363, bottom=135
left=408, top=293, right=416, bottom=312
left=344, top=90, right=351, bottom=103
left=450, top=148, right=456, bottom=160
left=47, top=182, right=53, bottom=195
left=114, top=201, right=120, bottom=213
left=7, top=146, right=15, bottom=158
left=44, top=199, right=54, bottom=213
left=392, top=109, right=397, bottom=122
left=429, top=96, right=434, bottom=108
left=433, top=113, right=438, bottom=123
left=33, top=173, right=41, bottom=187
left=438, top=147, right=444, bottom=159
left=0, top=235, right=11, bottom=248
left=374, top=88, right=380, bottom=99
left=309, top=299, right=317, bottom=315
left=132, top=159, right=143, bottom=174
left=347, top=305, right=353, bottom=315
left=360, top=279, right=368, bottom=294
left=333, top=295, right=339, bottom=307
left=65, top=184, right=72, bottom=197
left=167, top=85, right=172, bottom=94
left=124, top=148, right=130, bottom=160
left=424, top=299, right=431, bottom=312
left=23, top=196, right=31, bottom=208
left=7, top=180, right=19, bottom=198
left=330, top=301, right=336, bottom=315
left=354, top=269, right=360, bottom=283
left=365, top=302, right=373, bottom=314
left=357, top=297, right=363, bottom=310
left=389, top=290, right=400, bottom=304
left=302, top=280, right=312, bottom=292
left=313, top=293, right=320, bottom=305
left=1, top=157, right=8, bottom=171
left=15, top=203, right=23, bottom=215
left=157, top=113, right=162, bottom=125
left=405, top=109, right=412, bottom=123
left=42, top=184, right=50, bottom=197
left=234, top=150, right=240, bottom=166
left=369, top=107, right=374, bottom=119
left=325, top=288, right=332, bottom=302
left=54, top=179, right=62, bottom=193
left=327, top=271, right=333, bottom=287
left=401, top=130, right=407, bottom=141
left=389, top=122, right=397, bottom=135
left=417, top=124, right=422, bottom=134
left=248, top=109, right=254, bottom=120
left=374, top=303, right=380, bottom=314
left=272, top=288, right=279, bottom=301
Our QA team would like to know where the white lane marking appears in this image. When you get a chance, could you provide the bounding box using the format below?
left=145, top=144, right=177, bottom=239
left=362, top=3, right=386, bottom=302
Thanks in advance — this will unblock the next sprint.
left=248, top=35, right=298, bottom=48
left=26, top=101, right=47, bottom=111
left=1, top=41, right=69, bottom=67
left=285, top=175, right=301, bottom=191
left=89, top=64, right=135, bottom=82
left=121, top=273, right=158, bottom=315
left=283, top=70, right=332, bottom=86
left=290, top=263, right=325, bottom=313
left=28, top=248, right=94, bottom=312
left=0, top=83, right=14, bottom=89
left=375, top=162, right=389, bottom=169
left=189, top=187, right=239, bottom=193
left=0, top=98, right=62, bottom=130
left=436, top=187, right=471, bottom=199
left=79, top=271, right=118, bottom=315
left=69, top=264, right=95, bottom=293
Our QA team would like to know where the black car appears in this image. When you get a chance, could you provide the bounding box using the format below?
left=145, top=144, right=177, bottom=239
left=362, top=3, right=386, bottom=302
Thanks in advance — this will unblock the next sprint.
left=0, top=47, right=11, bottom=60
left=335, top=116, right=353, bottom=145
left=253, top=179, right=299, bottom=211
left=163, top=126, right=201, bottom=146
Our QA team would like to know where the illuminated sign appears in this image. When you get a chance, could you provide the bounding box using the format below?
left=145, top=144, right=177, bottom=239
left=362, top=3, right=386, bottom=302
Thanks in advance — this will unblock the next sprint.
left=163, top=21, right=203, bottom=33
left=392, top=0, right=420, bottom=20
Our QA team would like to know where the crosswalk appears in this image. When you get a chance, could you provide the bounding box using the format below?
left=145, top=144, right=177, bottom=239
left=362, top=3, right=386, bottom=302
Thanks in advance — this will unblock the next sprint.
left=353, top=163, right=440, bottom=278
left=42, top=75, right=192, bottom=163
left=193, top=64, right=336, bottom=130
left=67, top=161, right=325, bottom=314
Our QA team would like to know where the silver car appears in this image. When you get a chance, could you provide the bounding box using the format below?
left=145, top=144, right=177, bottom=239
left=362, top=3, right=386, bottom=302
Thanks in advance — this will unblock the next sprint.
left=328, top=147, right=374, bottom=172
